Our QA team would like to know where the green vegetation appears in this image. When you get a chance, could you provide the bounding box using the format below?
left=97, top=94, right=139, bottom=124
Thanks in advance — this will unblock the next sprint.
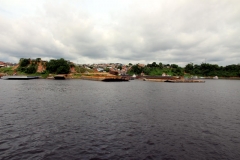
left=36, top=58, right=41, bottom=62
left=25, top=64, right=37, bottom=74
left=31, top=70, right=49, bottom=78
left=128, top=62, right=184, bottom=76
left=46, top=58, right=70, bottom=74
left=104, top=68, right=110, bottom=72
left=128, top=62, right=240, bottom=77
left=1, top=58, right=72, bottom=78
left=184, top=63, right=240, bottom=77
left=1, top=58, right=239, bottom=78
left=73, top=73, right=82, bottom=78
left=74, top=65, right=93, bottom=73
left=117, top=65, right=122, bottom=70
left=17, top=58, right=37, bottom=74
left=0, top=67, right=14, bottom=75
left=19, top=58, right=30, bottom=67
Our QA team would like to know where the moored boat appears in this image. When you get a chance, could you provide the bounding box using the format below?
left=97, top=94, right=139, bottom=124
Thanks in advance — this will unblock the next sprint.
left=213, top=76, right=218, bottom=79
left=164, top=79, right=205, bottom=83
left=54, top=75, right=66, bottom=80
left=1, top=76, right=40, bottom=80
left=102, top=77, right=129, bottom=82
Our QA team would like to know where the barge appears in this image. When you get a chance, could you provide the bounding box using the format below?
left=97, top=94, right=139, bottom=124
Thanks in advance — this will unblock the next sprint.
left=54, top=75, right=66, bottom=80
left=102, top=77, right=129, bottom=82
left=164, top=80, right=205, bottom=83
left=1, top=76, right=40, bottom=80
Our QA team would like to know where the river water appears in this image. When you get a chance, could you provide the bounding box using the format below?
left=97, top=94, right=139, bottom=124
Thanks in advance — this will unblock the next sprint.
left=0, top=79, right=240, bottom=160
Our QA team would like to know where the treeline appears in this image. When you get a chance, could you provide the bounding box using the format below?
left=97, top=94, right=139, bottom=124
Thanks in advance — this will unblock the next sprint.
left=128, top=62, right=240, bottom=77
left=16, top=58, right=92, bottom=75
left=17, top=58, right=41, bottom=74
left=128, top=62, right=184, bottom=76
left=13, top=58, right=240, bottom=77
left=185, top=63, right=240, bottom=77
left=17, top=58, right=72, bottom=74
left=46, top=58, right=72, bottom=74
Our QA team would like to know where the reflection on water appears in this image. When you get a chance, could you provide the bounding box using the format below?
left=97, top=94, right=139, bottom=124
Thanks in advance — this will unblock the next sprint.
left=0, top=79, right=240, bottom=159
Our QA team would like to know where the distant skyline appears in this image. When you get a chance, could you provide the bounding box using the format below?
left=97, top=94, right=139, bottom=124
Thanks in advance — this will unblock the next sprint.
left=0, top=0, right=240, bottom=66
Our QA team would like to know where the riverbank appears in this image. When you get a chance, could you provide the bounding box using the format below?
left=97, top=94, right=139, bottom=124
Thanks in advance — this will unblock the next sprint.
left=1, top=72, right=240, bottom=80
left=219, top=77, right=240, bottom=80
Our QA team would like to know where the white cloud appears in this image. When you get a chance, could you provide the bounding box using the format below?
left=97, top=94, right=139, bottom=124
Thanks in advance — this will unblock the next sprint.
left=0, top=0, right=240, bottom=66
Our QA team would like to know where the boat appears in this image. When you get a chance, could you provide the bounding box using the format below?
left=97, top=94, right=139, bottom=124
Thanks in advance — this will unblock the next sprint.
left=1, top=76, right=40, bottom=80
left=213, top=76, right=218, bottom=79
left=164, top=79, right=205, bottom=83
left=54, top=75, right=66, bottom=80
left=132, top=74, right=136, bottom=79
left=102, top=77, right=129, bottom=82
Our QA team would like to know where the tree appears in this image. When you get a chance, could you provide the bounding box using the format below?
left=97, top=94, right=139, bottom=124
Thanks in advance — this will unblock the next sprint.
left=56, top=66, right=69, bottom=74
left=152, top=62, right=158, bottom=67
left=25, top=64, right=37, bottom=74
left=185, top=63, right=194, bottom=74
left=164, top=64, right=170, bottom=68
left=159, top=62, right=163, bottom=69
left=36, top=58, right=41, bottom=62
left=105, top=68, right=110, bottom=72
left=19, top=58, right=30, bottom=67
left=147, top=63, right=152, bottom=67
left=117, top=65, right=122, bottom=70
left=129, top=64, right=144, bottom=74
left=143, top=67, right=151, bottom=75
left=175, top=67, right=184, bottom=76
left=46, top=58, right=70, bottom=74
left=171, top=64, right=178, bottom=69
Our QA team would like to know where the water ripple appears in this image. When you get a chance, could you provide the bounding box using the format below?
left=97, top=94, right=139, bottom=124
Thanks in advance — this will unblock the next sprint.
left=0, top=79, right=240, bottom=159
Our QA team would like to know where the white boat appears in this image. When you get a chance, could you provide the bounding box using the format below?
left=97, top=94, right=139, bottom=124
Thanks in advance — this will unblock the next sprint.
left=213, top=76, right=218, bottom=79
left=1, top=76, right=39, bottom=80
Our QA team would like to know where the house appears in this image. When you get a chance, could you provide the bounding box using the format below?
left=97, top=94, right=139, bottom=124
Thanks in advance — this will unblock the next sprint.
left=120, top=68, right=127, bottom=75
left=138, top=63, right=145, bottom=68
left=97, top=68, right=104, bottom=72
left=109, top=68, right=119, bottom=75
left=0, top=61, right=6, bottom=68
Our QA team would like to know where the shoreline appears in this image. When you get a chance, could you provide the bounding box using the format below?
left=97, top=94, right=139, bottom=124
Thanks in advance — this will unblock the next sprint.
left=1, top=72, right=240, bottom=80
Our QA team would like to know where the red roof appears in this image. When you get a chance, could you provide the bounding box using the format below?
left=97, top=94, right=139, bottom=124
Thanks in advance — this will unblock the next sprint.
left=0, top=61, right=6, bottom=65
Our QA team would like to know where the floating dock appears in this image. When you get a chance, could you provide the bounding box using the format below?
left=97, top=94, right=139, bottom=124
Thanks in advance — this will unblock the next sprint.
left=54, top=75, right=66, bottom=80
left=80, top=75, right=129, bottom=82
left=164, top=79, right=205, bottom=83
left=142, top=76, right=205, bottom=83
left=1, top=76, right=39, bottom=80
left=102, top=78, right=129, bottom=82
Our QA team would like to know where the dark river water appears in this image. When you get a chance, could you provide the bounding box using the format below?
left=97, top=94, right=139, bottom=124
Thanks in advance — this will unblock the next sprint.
left=0, top=79, right=240, bottom=160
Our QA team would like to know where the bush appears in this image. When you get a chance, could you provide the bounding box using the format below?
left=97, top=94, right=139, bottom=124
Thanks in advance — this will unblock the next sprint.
left=25, top=65, right=37, bottom=74
left=46, top=58, right=70, bottom=74
left=19, top=58, right=30, bottom=67
left=17, top=67, right=26, bottom=72
left=0, top=67, right=14, bottom=75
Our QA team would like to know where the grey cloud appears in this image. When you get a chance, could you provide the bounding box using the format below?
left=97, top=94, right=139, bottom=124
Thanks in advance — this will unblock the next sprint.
left=0, top=0, right=240, bottom=66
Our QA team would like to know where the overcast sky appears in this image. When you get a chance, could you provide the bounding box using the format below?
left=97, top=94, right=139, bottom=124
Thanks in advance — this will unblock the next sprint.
left=0, top=0, right=239, bottom=66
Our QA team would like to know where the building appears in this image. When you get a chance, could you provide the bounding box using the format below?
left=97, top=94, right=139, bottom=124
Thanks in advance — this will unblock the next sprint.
left=0, top=61, right=6, bottom=68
